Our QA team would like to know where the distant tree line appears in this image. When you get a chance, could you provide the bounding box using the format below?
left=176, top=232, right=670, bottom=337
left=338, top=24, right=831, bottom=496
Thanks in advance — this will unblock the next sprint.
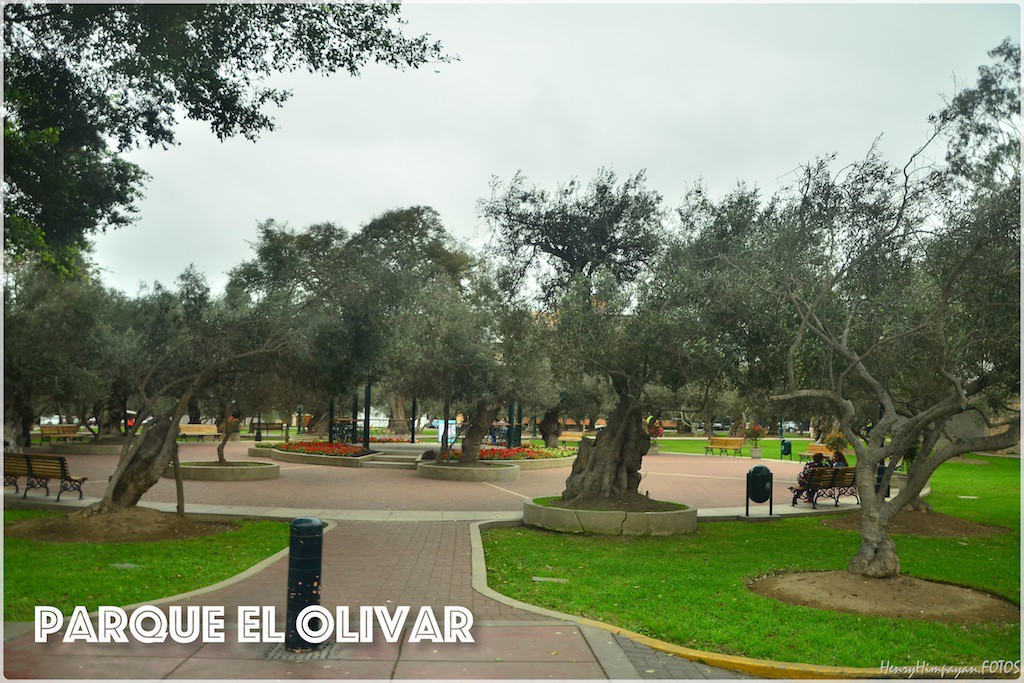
left=3, top=6, right=1017, bottom=581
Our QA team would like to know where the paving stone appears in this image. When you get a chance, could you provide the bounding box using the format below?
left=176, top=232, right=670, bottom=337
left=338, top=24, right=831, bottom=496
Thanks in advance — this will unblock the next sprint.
left=5, top=443, right=833, bottom=679
left=614, top=634, right=753, bottom=679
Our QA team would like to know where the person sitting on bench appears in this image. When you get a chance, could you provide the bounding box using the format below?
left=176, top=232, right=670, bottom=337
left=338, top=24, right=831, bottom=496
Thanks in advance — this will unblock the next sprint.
left=831, top=452, right=848, bottom=467
left=789, top=453, right=828, bottom=504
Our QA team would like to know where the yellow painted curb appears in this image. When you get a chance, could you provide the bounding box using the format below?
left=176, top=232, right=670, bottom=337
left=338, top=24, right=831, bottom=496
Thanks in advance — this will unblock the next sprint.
left=574, top=617, right=892, bottom=679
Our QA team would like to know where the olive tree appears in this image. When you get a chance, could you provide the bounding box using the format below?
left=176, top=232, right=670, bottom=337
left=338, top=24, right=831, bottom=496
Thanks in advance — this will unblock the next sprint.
left=699, top=42, right=1019, bottom=577
left=92, top=268, right=297, bottom=515
left=481, top=168, right=680, bottom=503
left=4, top=3, right=448, bottom=271
left=3, top=256, right=106, bottom=448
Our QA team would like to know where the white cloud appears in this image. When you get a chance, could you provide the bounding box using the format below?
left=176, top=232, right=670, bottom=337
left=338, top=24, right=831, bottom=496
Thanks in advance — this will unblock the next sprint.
left=88, top=2, right=1020, bottom=294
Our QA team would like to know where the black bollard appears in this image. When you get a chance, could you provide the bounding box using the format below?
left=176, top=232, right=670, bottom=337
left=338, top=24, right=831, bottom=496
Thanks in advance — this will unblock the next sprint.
left=285, top=517, right=324, bottom=652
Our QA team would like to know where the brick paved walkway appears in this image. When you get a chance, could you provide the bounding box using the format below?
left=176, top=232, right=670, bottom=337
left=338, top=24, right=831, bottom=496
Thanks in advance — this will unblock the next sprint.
left=4, top=440, right=861, bottom=679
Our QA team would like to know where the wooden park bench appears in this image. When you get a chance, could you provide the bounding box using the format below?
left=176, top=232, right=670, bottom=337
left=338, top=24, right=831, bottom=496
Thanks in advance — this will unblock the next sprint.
left=248, top=420, right=286, bottom=434
left=704, top=436, right=744, bottom=456
left=178, top=424, right=221, bottom=441
left=4, top=452, right=30, bottom=494
left=4, top=452, right=87, bottom=500
left=793, top=466, right=859, bottom=509
left=800, top=442, right=835, bottom=462
left=39, top=424, right=90, bottom=443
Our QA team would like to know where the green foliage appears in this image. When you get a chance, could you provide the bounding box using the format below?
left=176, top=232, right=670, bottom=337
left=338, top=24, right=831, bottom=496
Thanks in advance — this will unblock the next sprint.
left=684, top=42, right=1020, bottom=496
left=481, top=167, right=665, bottom=298
left=3, top=4, right=449, bottom=269
left=821, top=433, right=848, bottom=455
left=3, top=257, right=110, bottom=441
left=743, top=423, right=766, bottom=446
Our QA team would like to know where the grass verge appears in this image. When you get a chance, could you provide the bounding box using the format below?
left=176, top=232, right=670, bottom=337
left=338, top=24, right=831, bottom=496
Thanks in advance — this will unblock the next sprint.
left=4, top=510, right=290, bottom=621
left=482, top=455, right=1020, bottom=668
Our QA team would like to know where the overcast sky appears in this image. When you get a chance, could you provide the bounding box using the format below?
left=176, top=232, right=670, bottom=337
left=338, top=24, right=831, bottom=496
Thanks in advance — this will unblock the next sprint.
left=88, top=2, right=1020, bottom=295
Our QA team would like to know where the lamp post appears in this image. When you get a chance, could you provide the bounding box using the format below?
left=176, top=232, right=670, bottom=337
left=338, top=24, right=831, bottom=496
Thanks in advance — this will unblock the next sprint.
left=296, top=405, right=302, bottom=434
left=441, top=397, right=451, bottom=458
left=506, top=403, right=514, bottom=446
left=362, top=382, right=371, bottom=451
left=351, top=394, right=359, bottom=443
left=255, top=413, right=263, bottom=442
left=327, top=398, right=335, bottom=444
left=515, top=404, right=523, bottom=447
left=410, top=397, right=417, bottom=445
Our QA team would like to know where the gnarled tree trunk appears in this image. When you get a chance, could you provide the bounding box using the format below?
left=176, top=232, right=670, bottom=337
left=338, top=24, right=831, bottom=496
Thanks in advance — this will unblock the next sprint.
left=388, top=395, right=410, bottom=436
left=848, top=503, right=900, bottom=577
left=215, top=406, right=241, bottom=462
left=4, top=395, right=34, bottom=451
left=187, top=397, right=202, bottom=424
left=459, top=401, right=500, bottom=465
left=87, top=414, right=183, bottom=514
left=539, top=408, right=562, bottom=448
left=561, top=389, right=649, bottom=502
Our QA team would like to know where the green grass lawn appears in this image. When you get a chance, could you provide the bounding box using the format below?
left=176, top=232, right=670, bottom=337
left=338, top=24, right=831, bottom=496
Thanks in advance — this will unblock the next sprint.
left=653, top=437, right=826, bottom=461
left=482, top=455, right=1020, bottom=668
left=527, top=435, right=829, bottom=462
left=4, top=511, right=290, bottom=621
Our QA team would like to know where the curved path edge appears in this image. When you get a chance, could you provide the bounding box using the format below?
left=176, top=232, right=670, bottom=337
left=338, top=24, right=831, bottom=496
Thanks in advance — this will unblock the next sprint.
left=469, top=518, right=896, bottom=680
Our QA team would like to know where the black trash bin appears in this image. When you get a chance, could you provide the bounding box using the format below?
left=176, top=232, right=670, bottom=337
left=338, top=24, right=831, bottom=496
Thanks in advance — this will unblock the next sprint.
left=746, top=465, right=773, bottom=516
left=780, top=438, right=792, bottom=460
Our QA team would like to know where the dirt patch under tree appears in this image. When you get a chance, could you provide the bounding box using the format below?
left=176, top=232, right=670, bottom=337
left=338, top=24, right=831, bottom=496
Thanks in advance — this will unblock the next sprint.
left=549, top=491, right=683, bottom=512
left=819, top=509, right=1008, bottom=537
left=6, top=507, right=238, bottom=543
left=750, top=570, right=1019, bottom=624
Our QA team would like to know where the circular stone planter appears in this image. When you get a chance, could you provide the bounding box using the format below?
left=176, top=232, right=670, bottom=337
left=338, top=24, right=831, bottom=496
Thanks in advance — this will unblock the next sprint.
left=481, top=455, right=576, bottom=470
left=416, top=461, right=520, bottom=482
left=48, top=442, right=127, bottom=456
left=524, top=500, right=697, bottom=536
left=269, top=449, right=373, bottom=467
left=163, top=461, right=279, bottom=481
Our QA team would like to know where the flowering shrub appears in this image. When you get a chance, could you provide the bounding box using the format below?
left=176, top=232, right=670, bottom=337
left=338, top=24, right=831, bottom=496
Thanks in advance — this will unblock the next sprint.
left=277, top=441, right=364, bottom=456
left=446, top=446, right=576, bottom=461
left=822, top=433, right=848, bottom=455
left=743, top=424, right=767, bottom=447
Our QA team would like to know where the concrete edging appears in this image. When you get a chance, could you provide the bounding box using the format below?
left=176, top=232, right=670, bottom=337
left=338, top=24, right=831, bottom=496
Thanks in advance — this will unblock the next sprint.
left=46, top=442, right=127, bottom=456
left=468, top=518, right=895, bottom=680
left=483, top=455, right=576, bottom=470
left=108, top=520, right=337, bottom=614
left=416, top=461, right=520, bottom=482
left=524, top=500, right=697, bottom=535
left=269, top=448, right=374, bottom=467
left=162, top=461, right=280, bottom=480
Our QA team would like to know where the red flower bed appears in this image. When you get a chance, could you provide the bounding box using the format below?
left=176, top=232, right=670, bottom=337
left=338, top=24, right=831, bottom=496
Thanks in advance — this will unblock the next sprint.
left=443, top=446, right=575, bottom=461
left=277, top=441, right=364, bottom=456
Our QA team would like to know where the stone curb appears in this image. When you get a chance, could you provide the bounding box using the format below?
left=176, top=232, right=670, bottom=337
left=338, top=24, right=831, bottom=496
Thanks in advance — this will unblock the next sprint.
left=102, top=519, right=338, bottom=615
left=416, top=461, right=520, bottom=482
left=468, top=518, right=897, bottom=680
left=269, top=448, right=374, bottom=467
